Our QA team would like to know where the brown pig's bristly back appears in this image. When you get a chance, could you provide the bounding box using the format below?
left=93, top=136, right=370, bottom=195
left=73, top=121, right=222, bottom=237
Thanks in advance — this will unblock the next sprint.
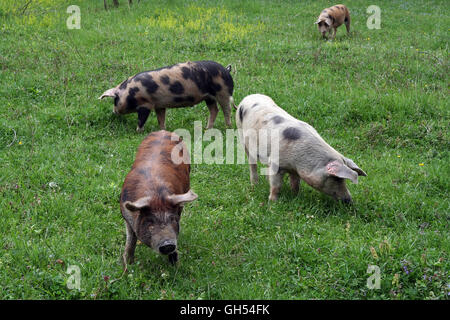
left=120, top=130, right=190, bottom=210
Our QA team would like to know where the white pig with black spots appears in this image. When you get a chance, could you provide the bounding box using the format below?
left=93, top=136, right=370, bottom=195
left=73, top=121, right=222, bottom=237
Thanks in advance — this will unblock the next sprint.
left=236, top=94, right=366, bottom=203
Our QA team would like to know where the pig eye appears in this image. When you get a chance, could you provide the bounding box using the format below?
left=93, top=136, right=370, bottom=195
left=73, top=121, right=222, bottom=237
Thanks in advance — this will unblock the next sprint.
left=147, top=215, right=156, bottom=225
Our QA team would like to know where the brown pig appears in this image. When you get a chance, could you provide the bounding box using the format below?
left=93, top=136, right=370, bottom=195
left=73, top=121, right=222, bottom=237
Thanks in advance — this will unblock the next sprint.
left=99, top=61, right=235, bottom=132
left=120, top=130, right=197, bottom=266
left=315, top=4, right=350, bottom=39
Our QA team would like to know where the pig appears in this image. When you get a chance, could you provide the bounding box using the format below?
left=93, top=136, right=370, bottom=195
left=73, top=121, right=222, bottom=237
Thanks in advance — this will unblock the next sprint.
left=99, top=61, right=235, bottom=132
left=315, top=4, right=350, bottom=40
left=236, top=94, right=366, bottom=203
left=120, top=130, right=198, bottom=266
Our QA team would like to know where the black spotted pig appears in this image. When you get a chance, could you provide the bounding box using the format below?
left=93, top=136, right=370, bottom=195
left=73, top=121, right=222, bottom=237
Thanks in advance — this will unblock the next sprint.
left=315, top=4, right=350, bottom=39
left=236, top=94, right=366, bottom=203
left=120, top=130, right=197, bottom=266
left=99, top=61, right=235, bottom=131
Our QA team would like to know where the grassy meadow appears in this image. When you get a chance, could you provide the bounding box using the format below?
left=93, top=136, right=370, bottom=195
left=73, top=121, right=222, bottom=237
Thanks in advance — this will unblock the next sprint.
left=0, top=0, right=448, bottom=299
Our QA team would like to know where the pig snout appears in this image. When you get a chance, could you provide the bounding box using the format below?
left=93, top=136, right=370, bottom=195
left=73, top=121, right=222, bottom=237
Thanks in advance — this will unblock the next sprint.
left=341, top=197, right=353, bottom=205
left=158, top=239, right=176, bottom=255
left=333, top=190, right=352, bottom=204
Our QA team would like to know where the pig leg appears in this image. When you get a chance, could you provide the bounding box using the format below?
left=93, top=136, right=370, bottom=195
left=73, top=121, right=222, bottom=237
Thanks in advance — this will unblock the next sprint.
left=217, top=96, right=232, bottom=127
left=123, top=222, right=137, bottom=267
left=244, top=144, right=258, bottom=184
left=155, top=108, right=166, bottom=130
left=269, top=172, right=283, bottom=201
left=136, top=107, right=151, bottom=132
left=289, top=173, right=300, bottom=194
left=345, top=16, right=351, bottom=34
left=331, top=28, right=337, bottom=40
left=250, top=163, right=258, bottom=185
left=205, top=98, right=219, bottom=129
left=268, top=163, right=283, bottom=201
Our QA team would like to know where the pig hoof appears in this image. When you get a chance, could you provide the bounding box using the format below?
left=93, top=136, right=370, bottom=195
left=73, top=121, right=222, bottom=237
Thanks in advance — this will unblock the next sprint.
left=123, top=255, right=134, bottom=266
left=136, top=126, right=144, bottom=133
left=168, top=252, right=178, bottom=265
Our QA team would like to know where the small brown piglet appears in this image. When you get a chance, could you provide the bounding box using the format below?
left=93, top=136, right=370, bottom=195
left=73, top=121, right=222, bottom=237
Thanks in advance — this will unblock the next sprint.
left=315, top=4, right=350, bottom=39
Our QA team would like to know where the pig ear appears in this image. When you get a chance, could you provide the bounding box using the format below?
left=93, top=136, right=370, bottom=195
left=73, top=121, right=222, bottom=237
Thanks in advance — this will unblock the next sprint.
left=327, top=160, right=359, bottom=184
left=167, top=190, right=198, bottom=206
left=98, top=87, right=118, bottom=100
left=124, top=197, right=151, bottom=212
left=344, top=158, right=367, bottom=177
left=314, top=19, right=320, bottom=24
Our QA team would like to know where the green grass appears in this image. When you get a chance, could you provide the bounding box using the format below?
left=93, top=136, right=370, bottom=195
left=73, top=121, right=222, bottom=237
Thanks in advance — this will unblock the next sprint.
left=0, top=0, right=448, bottom=299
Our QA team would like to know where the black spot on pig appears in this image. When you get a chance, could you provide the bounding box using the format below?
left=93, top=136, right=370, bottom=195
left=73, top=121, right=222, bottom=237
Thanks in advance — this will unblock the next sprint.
left=181, top=67, right=192, bottom=80
left=239, top=106, right=247, bottom=122
left=135, top=73, right=159, bottom=94
left=196, top=61, right=220, bottom=77
left=126, top=87, right=140, bottom=110
left=204, top=97, right=216, bottom=105
left=169, top=81, right=184, bottom=94
left=137, top=168, right=151, bottom=178
left=272, top=116, right=284, bottom=124
left=119, top=79, right=130, bottom=90
left=121, top=188, right=129, bottom=202
left=181, top=66, right=208, bottom=94
left=182, top=61, right=233, bottom=96
left=160, top=75, right=170, bottom=85
left=156, top=186, right=169, bottom=198
left=283, top=127, right=301, bottom=140
left=159, top=150, right=171, bottom=158
left=185, top=95, right=195, bottom=103
left=173, top=96, right=195, bottom=103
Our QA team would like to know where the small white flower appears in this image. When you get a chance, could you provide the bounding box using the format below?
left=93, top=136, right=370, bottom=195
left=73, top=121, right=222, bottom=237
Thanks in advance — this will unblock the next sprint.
left=48, top=182, right=58, bottom=188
